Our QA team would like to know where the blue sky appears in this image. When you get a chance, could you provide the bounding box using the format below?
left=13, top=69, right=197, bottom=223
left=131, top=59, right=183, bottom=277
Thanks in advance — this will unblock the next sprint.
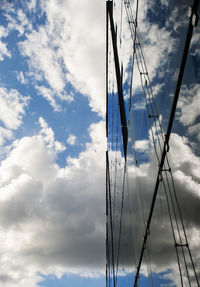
left=38, top=273, right=105, bottom=287
left=0, top=0, right=106, bottom=286
left=0, top=0, right=199, bottom=286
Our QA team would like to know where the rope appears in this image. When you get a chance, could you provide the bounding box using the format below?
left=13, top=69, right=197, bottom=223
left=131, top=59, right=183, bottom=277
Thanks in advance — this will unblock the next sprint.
left=124, top=0, right=200, bottom=286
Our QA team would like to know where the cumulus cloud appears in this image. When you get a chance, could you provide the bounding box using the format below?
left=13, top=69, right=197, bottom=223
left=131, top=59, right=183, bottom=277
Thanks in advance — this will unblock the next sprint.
left=67, top=134, right=77, bottom=146
left=134, top=139, right=150, bottom=152
left=13, top=0, right=105, bottom=115
left=2, top=3, right=33, bottom=36
left=0, top=120, right=106, bottom=286
left=16, top=71, right=27, bottom=85
left=115, top=0, right=177, bottom=97
left=35, top=85, right=61, bottom=112
left=111, top=133, right=200, bottom=285
left=0, top=26, right=11, bottom=61
left=0, top=87, right=29, bottom=130
left=188, top=122, right=200, bottom=142
left=0, top=127, right=13, bottom=146
left=38, top=117, right=66, bottom=153
left=191, top=26, right=200, bottom=56
left=178, top=84, right=200, bottom=126
left=0, top=1, right=199, bottom=286
left=19, top=26, right=66, bottom=92
left=0, top=87, right=30, bottom=145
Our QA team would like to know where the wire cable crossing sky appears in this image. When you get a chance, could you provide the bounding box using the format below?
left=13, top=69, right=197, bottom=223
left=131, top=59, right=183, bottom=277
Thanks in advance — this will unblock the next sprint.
left=106, top=0, right=200, bottom=286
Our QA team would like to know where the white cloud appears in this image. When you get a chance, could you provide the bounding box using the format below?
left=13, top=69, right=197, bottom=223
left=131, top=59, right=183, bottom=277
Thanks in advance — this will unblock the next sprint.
left=0, top=120, right=106, bottom=286
left=190, top=25, right=200, bottom=56
left=4, top=5, right=32, bottom=36
left=16, top=71, right=26, bottom=85
left=0, top=41, right=11, bottom=61
left=134, top=139, right=150, bottom=152
left=117, top=132, right=200, bottom=285
left=165, top=4, right=188, bottom=33
left=0, top=127, right=13, bottom=146
left=0, top=87, right=29, bottom=146
left=0, top=26, right=11, bottom=61
left=36, top=85, right=61, bottom=111
left=19, top=26, right=65, bottom=92
left=36, top=85, right=73, bottom=112
left=67, top=134, right=77, bottom=146
left=15, top=0, right=105, bottom=115
left=0, top=87, right=29, bottom=130
left=0, top=1, right=199, bottom=286
left=39, top=117, right=66, bottom=153
left=168, top=133, right=200, bottom=181
left=0, top=26, right=9, bottom=38
left=18, top=21, right=74, bottom=111
left=26, top=0, right=37, bottom=13
left=123, top=1, right=176, bottom=89
left=178, top=84, right=200, bottom=126
left=188, top=122, right=200, bottom=141
left=141, top=24, right=175, bottom=78
left=5, top=0, right=176, bottom=117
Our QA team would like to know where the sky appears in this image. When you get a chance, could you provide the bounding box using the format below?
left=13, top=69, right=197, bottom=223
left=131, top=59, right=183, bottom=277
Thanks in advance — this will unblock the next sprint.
left=0, top=0, right=106, bottom=286
left=0, top=0, right=199, bottom=287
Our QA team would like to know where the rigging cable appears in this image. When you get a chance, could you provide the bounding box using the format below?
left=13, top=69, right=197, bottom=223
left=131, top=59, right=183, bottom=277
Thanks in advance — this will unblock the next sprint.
left=138, top=1, right=199, bottom=285
left=129, top=111, right=154, bottom=287
left=126, top=1, right=154, bottom=283
left=107, top=151, right=116, bottom=287
left=135, top=28, right=194, bottom=286
left=115, top=161, right=126, bottom=283
left=123, top=2, right=198, bottom=282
